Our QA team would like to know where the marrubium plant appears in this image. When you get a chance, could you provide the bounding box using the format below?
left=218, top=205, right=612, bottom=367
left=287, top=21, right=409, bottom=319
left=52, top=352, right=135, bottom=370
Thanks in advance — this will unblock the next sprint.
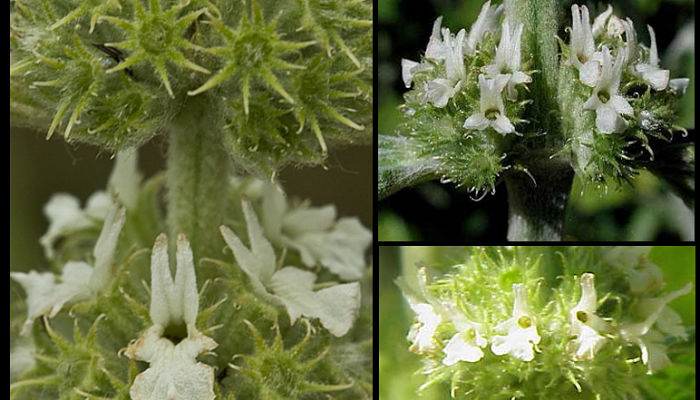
left=10, top=0, right=372, bottom=399
left=400, top=246, right=694, bottom=400
left=378, top=0, right=693, bottom=240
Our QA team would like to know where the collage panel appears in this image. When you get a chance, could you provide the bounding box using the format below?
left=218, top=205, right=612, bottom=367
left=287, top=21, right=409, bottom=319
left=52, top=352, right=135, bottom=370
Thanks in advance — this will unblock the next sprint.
left=379, top=246, right=696, bottom=399
left=377, top=0, right=694, bottom=241
left=11, top=0, right=373, bottom=399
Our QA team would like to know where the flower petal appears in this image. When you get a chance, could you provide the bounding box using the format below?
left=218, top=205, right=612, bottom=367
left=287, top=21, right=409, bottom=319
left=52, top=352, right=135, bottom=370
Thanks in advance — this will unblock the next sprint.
left=493, top=114, right=515, bottom=135
left=401, top=58, right=419, bottom=88
left=463, top=113, right=489, bottom=130
left=443, top=331, right=485, bottom=365
left=596, top=104, right=625, bottom=133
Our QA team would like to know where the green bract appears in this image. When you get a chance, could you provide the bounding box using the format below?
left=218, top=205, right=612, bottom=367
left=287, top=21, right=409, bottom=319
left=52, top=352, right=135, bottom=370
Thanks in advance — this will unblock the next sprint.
left=10, top=0, right=372, bottom=177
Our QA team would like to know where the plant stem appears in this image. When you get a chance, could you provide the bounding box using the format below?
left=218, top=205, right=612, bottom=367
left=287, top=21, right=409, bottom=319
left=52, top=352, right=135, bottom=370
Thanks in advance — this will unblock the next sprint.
left=504, top=0, right=569, bottom=240
left=166, top=97, right=229, bottom=257
left=504, top=159, right=573, bottom=241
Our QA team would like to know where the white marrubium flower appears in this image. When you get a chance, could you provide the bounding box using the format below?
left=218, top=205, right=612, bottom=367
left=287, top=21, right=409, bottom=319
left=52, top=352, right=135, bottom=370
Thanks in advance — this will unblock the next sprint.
left=12, top=203, right=125, bottom=334
left=124, top=234, right=217, bottom=400
left=569, top=5, right=603, bottom=87
left=620, top=282, right=692, bottom=374
left=407, top=301, right=442, bottom=354
left=603, top=246, right=664, bottom=294
left=442, top=303, right=487, bottom=365
left=39, top=148, right=141, bottom=259
left=221, top=200, right=361, bottom=337
left=483, top=19, right=530, bottom=100
left=426, top=29, right=467, bottom=107
left=634, top=25, right=670, bottom=91
left=463, top=74, right=515, bottom=135
left=591, top=4, right=614, bottom=38
left=261, top=184, right=371, bottom=281
left=464, top=0, right=504, bottom=56
left=569, top=273, right=610, bottom=360
left=39, top=192, right=111, bottom=260
left=583, top=46, right=633, bottom=133
left=491, top=284, right=541, bottom=361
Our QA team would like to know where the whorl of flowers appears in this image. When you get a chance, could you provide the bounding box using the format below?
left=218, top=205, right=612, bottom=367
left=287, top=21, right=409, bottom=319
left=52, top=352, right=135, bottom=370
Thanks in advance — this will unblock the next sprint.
left=378, top=1, right=691, bottom=205
left=401, top=247, right=692, bottom=399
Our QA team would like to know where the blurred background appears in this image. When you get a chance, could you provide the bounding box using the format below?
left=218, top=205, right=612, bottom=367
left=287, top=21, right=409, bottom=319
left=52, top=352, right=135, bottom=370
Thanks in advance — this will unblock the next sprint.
left=10, top=128, right=372, bottom=273
left=378, top=246, right=696, bottom=400
left=377, top=0, right=695, bottom=241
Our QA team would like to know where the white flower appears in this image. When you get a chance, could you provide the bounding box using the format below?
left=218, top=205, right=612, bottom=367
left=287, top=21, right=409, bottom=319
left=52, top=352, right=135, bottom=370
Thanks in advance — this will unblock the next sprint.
left=483, top=19, right=531, bottom=100
left=442, top=304, right=487, bottom=365
left=634, top=26, right=670, bottom=90
left=124, top=234, right=217, bottom=400
left=490, top=284, right=541, bottom=361
left=39, top=149, right=141, bottom=260
left=621, top=18, right=638, bottom=62
left=583, top=46, right=633, bottom=133
left=569, top=273, right=610, bottom=360
left=11, top=204, right=125, bottom=334
left=463, top=74, right=515, bottom=135
left=591, top=4, right=614, bottom=38
left=107, top=147, right=142, bottom=209
left=407, top=302, right=442, bottom=354
left=464, top=1, right=504, bottom=55
left=39, top=191, right=111, bottom=260
left=568, top=5, right=604, bottom=87
left=425, top=16, right=449, bottom=60
left=635, top=329, right=672, bottom=375
left=220, top=200, right=361, bottom=337
left=261, top=184, right=371, bottom=281
left=669, top=78, right=690, bottom=95
left=401, top=58, right=433, bottom=89
left=620, top=282, right=692, bottom=374
left=426, top=29, right=467, bottom=107
left=603, top=246, right=663, bottom=294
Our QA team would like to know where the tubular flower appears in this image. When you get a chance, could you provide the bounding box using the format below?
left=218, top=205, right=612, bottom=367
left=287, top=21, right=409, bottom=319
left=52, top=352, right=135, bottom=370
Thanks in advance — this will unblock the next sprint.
left=260, top=184, right=371, bottom=281
left=634, top=26, right=670, bottom=91
left=490, top=284, right=541, bottom=361
left=124, top=234, right=217, bottom=400
left=220, top=201, right=361, bottom=337
left=603, top=246, right=664, bottom=294
left=407, top=301, right=442, bottom=354
left=583, top=46, right=633, bottom=133
left=463, top=0, right=504, bottom=55
left=463, top=74, right=515, bottom=135
left=569, top=273, right=610, bottom=360
left=568, top=5, right=603, bottom=87
left=426, top=29, right=467, bottom=107
left=442, top=303, right=487, bottom=365
left=620, top=282, right=693, bottom=374
left=483, top=18, right=530, bottom=100
left=11, top=204, right=125, bottom=335
left=591, top=4, right=614, bottom=38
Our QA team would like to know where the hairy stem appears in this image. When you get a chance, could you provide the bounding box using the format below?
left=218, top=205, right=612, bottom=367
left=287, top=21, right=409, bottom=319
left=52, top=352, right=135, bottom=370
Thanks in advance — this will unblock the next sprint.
left=505, top=159, right=573, bottom=240
left=504, top=0, right=568, bottom=240
left=166, top=97, right=229, bottom=258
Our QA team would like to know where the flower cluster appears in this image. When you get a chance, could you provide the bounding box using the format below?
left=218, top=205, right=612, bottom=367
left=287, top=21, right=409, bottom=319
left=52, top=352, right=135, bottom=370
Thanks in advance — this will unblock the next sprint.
left=402, top=1, right=530, bottom=135
left=10, top=152, right=372, bottom=400
left=565, top=4, right=689, bottom=135
left=401, top=247, right=692, bottom=399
